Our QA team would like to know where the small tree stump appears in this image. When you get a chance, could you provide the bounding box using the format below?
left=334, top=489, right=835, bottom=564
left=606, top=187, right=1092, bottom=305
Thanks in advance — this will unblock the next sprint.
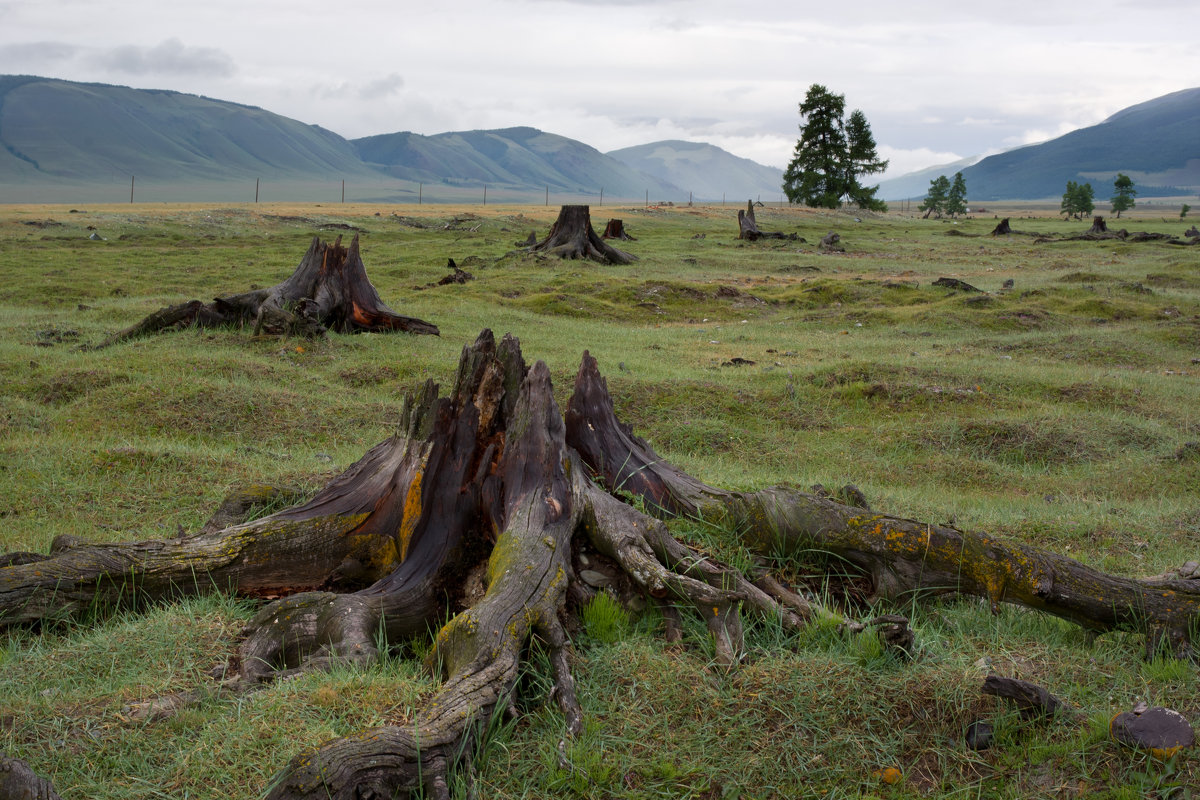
left=601, top=219, right=635, bottom=240
left=991, top=218, right=1013, bottom=236
left=818, top=231, right=844, bottom=252
left=1088, top=216, right=1108, bottom=234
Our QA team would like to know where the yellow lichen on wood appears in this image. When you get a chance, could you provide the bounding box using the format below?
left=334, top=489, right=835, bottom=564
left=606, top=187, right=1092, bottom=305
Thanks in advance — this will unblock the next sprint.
left=397, top=470, right=424, bottom=561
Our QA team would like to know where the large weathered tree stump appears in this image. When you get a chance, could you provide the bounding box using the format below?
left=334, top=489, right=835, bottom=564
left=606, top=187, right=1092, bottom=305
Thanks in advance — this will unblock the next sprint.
left=528, top=205, right=636, bottom=264
left=95, top=234, right=438, bottom=348
left=5, top=330, right=1200, bottom=798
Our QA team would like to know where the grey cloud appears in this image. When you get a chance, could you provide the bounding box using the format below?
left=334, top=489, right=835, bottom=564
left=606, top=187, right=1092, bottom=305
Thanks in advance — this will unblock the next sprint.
left=90, top=38, right=235, bottom=77
left=358, top=73, right=405, bottom=100
left=0, top=41, right=82, bottom=65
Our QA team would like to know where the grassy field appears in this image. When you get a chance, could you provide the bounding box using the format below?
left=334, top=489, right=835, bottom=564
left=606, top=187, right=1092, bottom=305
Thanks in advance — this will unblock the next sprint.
left=1, top=201, right=1198, bottom=799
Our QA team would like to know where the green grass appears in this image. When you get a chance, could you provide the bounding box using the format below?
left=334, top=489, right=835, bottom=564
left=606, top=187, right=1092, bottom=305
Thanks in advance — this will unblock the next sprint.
left=2, top=202, right=1198, bottom=797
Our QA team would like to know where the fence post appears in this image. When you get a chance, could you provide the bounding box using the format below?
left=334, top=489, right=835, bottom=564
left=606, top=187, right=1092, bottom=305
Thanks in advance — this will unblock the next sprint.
left=130, top=175, right=134, bottom=204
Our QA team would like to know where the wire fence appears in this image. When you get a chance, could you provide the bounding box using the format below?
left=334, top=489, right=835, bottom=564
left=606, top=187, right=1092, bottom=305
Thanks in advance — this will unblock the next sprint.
left=0, top=176, right=788, bottom=207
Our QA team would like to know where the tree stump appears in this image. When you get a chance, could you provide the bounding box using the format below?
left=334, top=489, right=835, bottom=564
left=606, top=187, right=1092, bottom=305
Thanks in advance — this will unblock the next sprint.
left=819, top=231, right=844, bottom=252
left=601, top=219, right=635, bottom=240
left=990, top=218, right=1012, bottom=236
left=738, top=200, right=795, bottom=241
left=1088, top=216, right=1108, bottom=234
left=95, top=235, right=438, bottom=348
left=528, top=205, right=636, bottom=264
left=6, top=330, right=1200, bottom=798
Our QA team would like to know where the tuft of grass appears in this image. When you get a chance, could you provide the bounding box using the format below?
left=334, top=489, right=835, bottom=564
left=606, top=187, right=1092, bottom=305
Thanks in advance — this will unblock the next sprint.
left=581, top=592, right=632, bottom=645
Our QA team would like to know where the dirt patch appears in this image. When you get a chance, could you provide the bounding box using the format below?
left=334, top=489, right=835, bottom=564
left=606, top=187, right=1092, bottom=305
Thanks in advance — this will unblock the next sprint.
left=36, top=370, right=129, bottom=405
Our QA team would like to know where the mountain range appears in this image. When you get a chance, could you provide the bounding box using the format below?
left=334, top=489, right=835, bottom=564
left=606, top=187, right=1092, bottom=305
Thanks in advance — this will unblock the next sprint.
left=1, top=75, right=1196, bottom=204
left=879, top=87, right=1200, bottom=202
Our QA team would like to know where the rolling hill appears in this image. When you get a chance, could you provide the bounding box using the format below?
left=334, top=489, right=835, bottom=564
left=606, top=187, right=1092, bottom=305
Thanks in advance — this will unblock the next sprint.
left=883, top=87, right=1200, bottom=201
left=606, top=140, right=784, bottom=202
left=352, top=126, right=679, bottom=200
left=0, top=75, right=375, bottom=188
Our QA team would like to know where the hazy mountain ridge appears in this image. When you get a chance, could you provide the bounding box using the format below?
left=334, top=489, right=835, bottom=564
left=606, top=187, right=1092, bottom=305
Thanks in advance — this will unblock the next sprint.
left=353, top=126, right=680, bottom=198
left=884, top=87, right=1200, bottom=201
left=0, top=75, right=374, bottom=187
left=607, top=140, right=784, bottom=202
left=1, top=75, right=1195, bottom=204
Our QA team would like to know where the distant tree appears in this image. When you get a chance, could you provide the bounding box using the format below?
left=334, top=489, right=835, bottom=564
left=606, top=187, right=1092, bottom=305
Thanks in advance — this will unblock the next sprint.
left=945, top=172, right=968, bottom=218
left=919, top=175, right=950, bottom=218
left=783, top=85, right=887, bottom=211
left=1183, top=204, right=1192, bottom=219
left=1060, top=181, right=1095, bottom=220
left=1110, top=173, right=1136, bottom=218
left=843, top=109, right=889, bottom=211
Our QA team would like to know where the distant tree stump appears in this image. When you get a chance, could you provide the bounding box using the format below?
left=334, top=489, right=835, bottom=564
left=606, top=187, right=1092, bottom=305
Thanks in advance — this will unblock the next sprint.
left=1088, top=216, right=1108, bottom=234
left=94, top=235, right=438, bottom=348
left=737, top=199, right=795, bottom=241
left=819, top=231, right=844, bottom=252
left=529, top=205, right=636, bottom=264
left=738, top=200, right=762, bottom=240
left=991, top=218, right=1013, bottom=236
left=601, top=219, right=635, bottom=240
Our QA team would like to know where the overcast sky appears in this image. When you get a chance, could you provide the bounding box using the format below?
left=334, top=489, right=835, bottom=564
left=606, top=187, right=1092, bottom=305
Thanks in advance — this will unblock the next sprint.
left=2, top=0, right=1196, bottom=178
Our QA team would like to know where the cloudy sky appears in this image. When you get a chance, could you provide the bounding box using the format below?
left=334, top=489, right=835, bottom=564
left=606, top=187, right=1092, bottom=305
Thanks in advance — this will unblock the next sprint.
left=2, top=0, right=1196, bottom=178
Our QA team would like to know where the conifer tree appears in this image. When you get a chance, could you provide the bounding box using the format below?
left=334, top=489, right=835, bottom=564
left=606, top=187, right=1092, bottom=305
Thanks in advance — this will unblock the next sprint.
left=919, top=175, right=950, bottom=218
left=783, top=85, right=887, bottom=211
left=1111, top=173, right=1136, bottom=218
left=945, top=172, right=968, bottom=218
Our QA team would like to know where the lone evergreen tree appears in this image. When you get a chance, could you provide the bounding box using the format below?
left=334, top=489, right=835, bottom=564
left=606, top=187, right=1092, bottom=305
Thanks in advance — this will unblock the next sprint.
left=783, top=84, right=887, bottom=211
left=1111, top=173, right=1136, bottom=218
left=945, top=172, right=968, bottom=218
left=919, top=175, right=950, bottom=218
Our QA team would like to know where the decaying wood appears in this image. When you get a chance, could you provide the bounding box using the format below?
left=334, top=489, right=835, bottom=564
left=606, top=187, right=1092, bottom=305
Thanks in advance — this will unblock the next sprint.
left=0, top=753, right=62, bottom=800
left=93, top=234, right=438, bottom=348
left=528, top=205, right=636, bottom=264
left=5, top=330, right=1200, bottom=798
left=1087, top=215, right=1108, bottom=234
left=601, top=219, right=635, bottom=240
left=932, top=277, right=982, bottom=292
left=990, top=218, right=1012, bottom=235
left=564, top=351, right=1200, bottom=659
left=819, top=231, right=843, bottom=252
left=737, top=200, right=795, bottom=241
left=982, top=675, right=1069, bottom=719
